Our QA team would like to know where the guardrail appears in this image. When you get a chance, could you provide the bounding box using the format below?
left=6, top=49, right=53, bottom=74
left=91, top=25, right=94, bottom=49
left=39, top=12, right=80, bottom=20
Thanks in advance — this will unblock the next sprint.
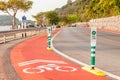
left=0, top=28, right=44, bottom=43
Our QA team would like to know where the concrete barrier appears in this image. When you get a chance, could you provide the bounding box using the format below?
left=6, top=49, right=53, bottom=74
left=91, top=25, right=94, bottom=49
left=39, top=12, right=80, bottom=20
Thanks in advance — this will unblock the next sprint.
left=88, top=15, right=120, bottom=31
left=76, top=15, right=120, bottom=31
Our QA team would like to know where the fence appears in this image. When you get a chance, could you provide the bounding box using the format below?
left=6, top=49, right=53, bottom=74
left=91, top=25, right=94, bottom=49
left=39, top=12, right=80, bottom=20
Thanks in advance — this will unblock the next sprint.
left=0, top=28, right=44, bottom=43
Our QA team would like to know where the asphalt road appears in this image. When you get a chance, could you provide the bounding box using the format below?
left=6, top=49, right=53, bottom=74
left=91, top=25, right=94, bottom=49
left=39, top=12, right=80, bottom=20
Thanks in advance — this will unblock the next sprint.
left=53, top=27, right=120, bottom=79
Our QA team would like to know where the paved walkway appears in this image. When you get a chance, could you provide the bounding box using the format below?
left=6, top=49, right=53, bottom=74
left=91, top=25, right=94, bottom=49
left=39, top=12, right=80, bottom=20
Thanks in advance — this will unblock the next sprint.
left=10, top=32, right=109, bottom=80
left=0, top=37, right=30, bottom=80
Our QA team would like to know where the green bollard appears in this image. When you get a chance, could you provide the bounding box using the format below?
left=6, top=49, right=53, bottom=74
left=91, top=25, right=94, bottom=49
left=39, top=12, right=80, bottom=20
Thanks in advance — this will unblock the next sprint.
left=90, top=27, right=97, bottom=69
left=82, top=27, right=106, bottom=76
left=46, top=27, right=52, bottom=50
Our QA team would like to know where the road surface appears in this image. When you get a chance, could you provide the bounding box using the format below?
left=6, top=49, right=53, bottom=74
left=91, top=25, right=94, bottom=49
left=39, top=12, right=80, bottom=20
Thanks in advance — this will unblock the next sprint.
left=52, top=27, right=120, bottom=79
left=10, top=31, right=109, bottom=80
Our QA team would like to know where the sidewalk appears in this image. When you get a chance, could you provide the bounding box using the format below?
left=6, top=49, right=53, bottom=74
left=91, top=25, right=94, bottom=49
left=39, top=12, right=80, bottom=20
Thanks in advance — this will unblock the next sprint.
left=10, top=32, right=109, bottom=80
left=0, top=37, right=30, bottom=80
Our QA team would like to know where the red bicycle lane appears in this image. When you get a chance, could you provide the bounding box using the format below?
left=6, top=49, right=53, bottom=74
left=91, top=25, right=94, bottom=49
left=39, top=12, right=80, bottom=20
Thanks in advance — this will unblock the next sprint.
left=10, top=34, right=109, bottom=80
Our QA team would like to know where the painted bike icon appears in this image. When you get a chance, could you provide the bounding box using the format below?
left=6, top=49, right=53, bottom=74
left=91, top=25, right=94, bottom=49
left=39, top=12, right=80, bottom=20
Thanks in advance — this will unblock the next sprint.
left=23, top=64, right=77, bottom=74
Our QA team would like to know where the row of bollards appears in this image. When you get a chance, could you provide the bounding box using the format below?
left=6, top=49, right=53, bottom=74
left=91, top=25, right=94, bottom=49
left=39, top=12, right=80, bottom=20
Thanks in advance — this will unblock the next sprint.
left=45, top=26, right=106, bottom=76
left=46, top=26, right=98, bottom=69
left=46, top=25, right=56, bottom=50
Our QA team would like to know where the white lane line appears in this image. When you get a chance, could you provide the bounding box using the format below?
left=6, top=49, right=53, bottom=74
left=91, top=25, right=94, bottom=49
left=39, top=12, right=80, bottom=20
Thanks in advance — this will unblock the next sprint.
left=51, top=28, right=120, bottom=80
left=18, top=59, right=67, bottom=67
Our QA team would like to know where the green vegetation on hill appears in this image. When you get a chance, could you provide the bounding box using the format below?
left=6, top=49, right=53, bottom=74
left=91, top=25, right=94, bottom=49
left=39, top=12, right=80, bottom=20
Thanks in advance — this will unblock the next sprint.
left=0, top=15, right=20, bottom=26
left=33, top=0, right=120, bottom=26
left=85, top=0, right=120, bottom=19
left=58, top=0, right=120, bottom=22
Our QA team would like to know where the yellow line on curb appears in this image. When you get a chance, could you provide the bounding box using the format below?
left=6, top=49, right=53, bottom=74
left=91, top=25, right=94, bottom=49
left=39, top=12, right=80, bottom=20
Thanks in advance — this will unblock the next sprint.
left=47, top=47, right=52, bottom=50
left=82, top=66, right=106, bottom=77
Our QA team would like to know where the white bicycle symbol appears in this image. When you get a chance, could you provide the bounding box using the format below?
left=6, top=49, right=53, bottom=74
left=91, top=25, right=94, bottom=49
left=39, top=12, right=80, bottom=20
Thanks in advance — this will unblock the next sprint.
left=23, top=64, right=77, bottom=74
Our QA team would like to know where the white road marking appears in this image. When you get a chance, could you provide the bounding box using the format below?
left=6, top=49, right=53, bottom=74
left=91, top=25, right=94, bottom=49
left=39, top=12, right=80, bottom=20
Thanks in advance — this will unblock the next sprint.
left=51, top=29, right=120, bottom=80
left=22, top=64, right=77, bottom=74
left=18, top=59, right=67, bottom=66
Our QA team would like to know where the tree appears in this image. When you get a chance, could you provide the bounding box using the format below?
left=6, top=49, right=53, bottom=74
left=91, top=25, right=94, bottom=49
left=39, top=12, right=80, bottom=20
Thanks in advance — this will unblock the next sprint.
left=67, top=14, right=78, bottom=23
left=67, top=0, right=72, bottom=5
left=85, top=0, right=120, bottom=19
left=0, top=0, right=33, bottom=29
left=59, top=15, right=69, bottom=25
left=45, top=11, right=60, bottom=25
left=33, top=12, right=44, bottom=24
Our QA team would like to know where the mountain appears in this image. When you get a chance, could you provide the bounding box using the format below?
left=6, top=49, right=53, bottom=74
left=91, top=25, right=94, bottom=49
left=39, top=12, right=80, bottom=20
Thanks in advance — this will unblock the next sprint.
left=0, top=15, right=20, bottom=26
left=56, top=0, right=120, bottom=21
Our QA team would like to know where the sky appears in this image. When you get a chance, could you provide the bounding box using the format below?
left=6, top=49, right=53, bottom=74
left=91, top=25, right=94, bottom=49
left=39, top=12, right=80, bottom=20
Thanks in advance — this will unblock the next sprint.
left=0, top=0, right=75, bottom=21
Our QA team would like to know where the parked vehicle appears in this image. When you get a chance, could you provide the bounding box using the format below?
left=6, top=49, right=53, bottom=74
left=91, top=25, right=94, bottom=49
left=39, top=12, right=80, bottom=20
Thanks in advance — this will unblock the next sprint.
left=56, top=25, right=61, bottom=28
left=72, top=24, right=76, bottom=27
left=26, top=25, right=35, bottom=28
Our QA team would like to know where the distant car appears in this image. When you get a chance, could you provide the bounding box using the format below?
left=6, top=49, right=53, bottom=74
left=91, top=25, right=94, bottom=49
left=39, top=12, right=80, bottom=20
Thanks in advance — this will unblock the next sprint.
left=35, top=24, right=43, bottom=28
left=26, top=25, right=35, bottom=28
left=72, top=24, right=76, bottom=27
left=56, top=25, right=61, bottom=28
